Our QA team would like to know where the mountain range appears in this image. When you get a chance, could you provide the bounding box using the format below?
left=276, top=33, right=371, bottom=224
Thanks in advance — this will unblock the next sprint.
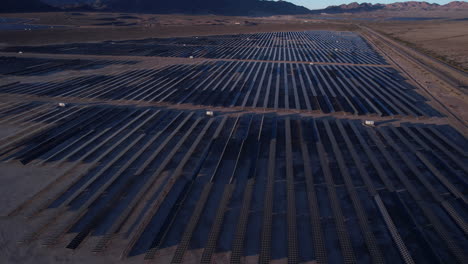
left=107, top=0, right=310, bottom=16
left=316, top=1, right=468, bottom=13
left=1, top=1, right=468, bottom=14
left=3, top=0, right=57, bottom=12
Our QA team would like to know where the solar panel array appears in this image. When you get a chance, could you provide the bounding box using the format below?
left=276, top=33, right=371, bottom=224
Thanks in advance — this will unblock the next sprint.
left=0, top=31, right=465, bottom=264
left=0, top=60, right=439, bottom=117
left=0, top=102, right=466, bottom=264
left=0, top=56, right=137, bottom=77
left=3, top=31, right=387, bottom=64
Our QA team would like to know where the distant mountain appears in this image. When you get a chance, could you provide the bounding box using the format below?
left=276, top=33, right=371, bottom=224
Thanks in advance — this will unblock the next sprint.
left=41, top=0, right=102, bottom=4
left=443, top=0, right=468, bottom=8
left=318, top=2, right=385, bottom=13
left=1, top=0, right=55, bottom=13
left=40, top=0, right=108, bottom=10
left=5, top=0, right=466, bottom=15
left=40, top=0, right=310, bottom=15
left=384, top=1, right=446, bottom=10
left=313, top=1, right=468, bottom=14
left=41, top=0, right=108, bottom=8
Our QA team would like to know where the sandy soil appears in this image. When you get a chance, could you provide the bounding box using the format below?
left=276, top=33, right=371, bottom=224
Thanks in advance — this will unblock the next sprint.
left=369, top=20, right=468, bottom=71
left=0, top=162, right=74, bottom=215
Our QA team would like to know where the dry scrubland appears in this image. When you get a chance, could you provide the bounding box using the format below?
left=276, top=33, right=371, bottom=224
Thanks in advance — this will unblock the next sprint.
left=370, top=20, right=468, bottom=71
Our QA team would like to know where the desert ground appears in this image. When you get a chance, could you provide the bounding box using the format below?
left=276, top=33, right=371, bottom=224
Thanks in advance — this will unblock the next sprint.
left=0, top=11, right=467, bottom=264
left=367, top=19, right=468, bottom=71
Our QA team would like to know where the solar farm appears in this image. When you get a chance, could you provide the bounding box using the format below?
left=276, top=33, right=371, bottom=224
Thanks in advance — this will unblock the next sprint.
left=0, top=30, right=466, bottom=264
left=3, top=32, right=387, bottom=64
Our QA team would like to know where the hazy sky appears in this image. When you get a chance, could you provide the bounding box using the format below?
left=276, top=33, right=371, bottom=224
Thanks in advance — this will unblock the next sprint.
left=288, top=0, right=456, bottom=10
